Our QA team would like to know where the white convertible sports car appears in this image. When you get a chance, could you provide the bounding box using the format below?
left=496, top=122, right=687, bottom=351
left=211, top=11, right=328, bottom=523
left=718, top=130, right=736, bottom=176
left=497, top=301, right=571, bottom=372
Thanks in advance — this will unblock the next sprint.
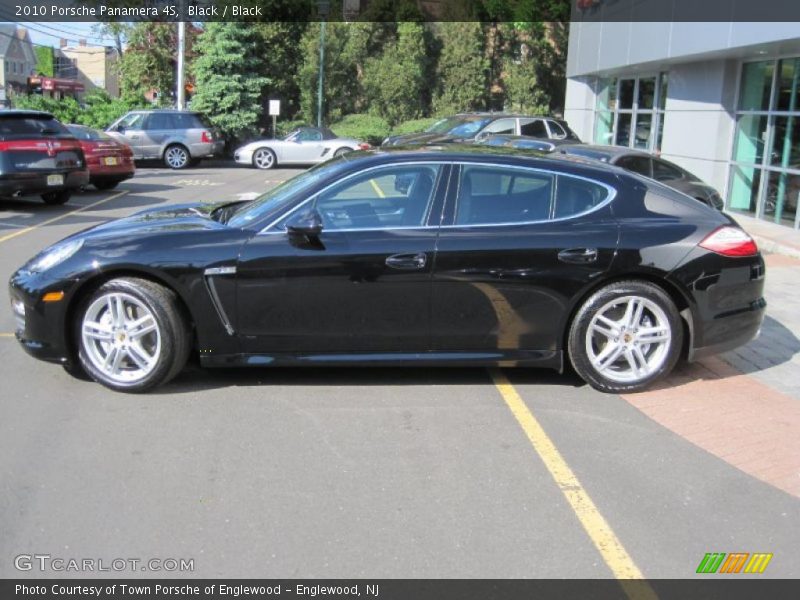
left=234, top=127, right=369, bottom=170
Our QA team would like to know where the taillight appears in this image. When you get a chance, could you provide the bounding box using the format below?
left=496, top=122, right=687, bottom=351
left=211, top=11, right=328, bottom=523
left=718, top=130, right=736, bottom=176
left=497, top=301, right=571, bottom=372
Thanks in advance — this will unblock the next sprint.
left=201, top=131, right=213, bottom=143
left=699, top=226, right=758, bottom=257
left=358, top=142, right=371, bottom=150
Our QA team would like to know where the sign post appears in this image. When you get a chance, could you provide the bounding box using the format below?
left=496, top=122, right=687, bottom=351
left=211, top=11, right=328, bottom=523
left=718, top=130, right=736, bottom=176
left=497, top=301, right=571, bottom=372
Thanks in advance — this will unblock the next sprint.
left=269, top=100, right=281, bottom=138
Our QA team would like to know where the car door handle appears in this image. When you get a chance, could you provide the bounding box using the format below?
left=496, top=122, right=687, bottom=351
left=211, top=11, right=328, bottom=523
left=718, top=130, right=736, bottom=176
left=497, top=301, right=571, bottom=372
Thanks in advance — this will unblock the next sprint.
left=558, top=248, right=598, bottom=264
left=130, top=135, right=140, bottom=140
left=385, top=252, right=427, bottom=270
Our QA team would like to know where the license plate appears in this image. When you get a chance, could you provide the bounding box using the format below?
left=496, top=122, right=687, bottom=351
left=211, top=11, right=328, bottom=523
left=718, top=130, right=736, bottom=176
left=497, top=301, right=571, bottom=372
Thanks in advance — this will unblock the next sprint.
left=103, top=157, right=118, bottom=166
left=47, top=174, right=64, bottom=186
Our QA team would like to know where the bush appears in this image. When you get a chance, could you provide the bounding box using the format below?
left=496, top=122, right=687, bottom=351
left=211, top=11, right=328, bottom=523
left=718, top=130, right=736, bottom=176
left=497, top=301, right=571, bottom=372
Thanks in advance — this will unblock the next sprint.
left=390, top=117, right=439, bottom=136
left=10, top=92, right=148, bottom=130
left=330, top=113, right=390, bottom=146
left=276, top=119, right=308, bottom=138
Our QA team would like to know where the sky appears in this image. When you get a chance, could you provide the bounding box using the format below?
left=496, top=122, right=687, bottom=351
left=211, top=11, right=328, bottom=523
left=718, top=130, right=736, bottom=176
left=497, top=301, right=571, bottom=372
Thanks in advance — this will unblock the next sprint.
left=9, top=21, right=120, bottom=48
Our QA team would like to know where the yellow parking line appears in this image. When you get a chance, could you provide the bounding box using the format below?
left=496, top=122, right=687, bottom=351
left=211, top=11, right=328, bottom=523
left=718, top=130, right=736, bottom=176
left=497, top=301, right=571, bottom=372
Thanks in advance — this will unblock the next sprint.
left=369, top=179, right=386, bottom=198
left=0, top=191, right=128, bottom=245
left=490, top=369, right=656, bottom=598
left=0, top=333, right=14, bottom=337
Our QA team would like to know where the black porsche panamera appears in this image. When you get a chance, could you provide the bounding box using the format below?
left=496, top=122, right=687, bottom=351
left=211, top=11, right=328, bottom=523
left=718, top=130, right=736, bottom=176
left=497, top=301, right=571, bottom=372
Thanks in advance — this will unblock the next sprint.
left=9, top=146, right=766, bottom=393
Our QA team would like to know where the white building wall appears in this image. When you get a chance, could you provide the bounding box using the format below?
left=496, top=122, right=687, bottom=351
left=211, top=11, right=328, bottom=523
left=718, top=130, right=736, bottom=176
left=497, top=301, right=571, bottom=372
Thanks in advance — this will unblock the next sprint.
left=563, top=77, right=596, bottom=143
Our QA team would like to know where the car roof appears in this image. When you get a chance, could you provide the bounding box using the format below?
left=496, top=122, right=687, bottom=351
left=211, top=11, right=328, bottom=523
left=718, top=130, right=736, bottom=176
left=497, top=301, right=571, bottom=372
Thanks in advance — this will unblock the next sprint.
left=128, top=109, right=200, bottom=115
left=453, top=112, right=554, bottom=119
left=0, top=109, right=56, bottom=118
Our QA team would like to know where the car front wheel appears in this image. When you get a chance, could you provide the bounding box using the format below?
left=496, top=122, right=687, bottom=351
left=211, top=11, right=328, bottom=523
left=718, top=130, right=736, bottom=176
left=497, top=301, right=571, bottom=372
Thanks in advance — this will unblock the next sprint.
left=252, top=147, right=276, bottom=170
left=568, top=280, right=682, bottom=393
left=76, top=278, right=191, bottom=392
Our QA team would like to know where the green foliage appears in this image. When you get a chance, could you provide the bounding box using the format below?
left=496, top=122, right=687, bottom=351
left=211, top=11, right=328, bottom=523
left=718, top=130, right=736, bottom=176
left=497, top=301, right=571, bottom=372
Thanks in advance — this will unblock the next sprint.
left=34, top=47, right=54, bottom=77
left=190, top=23, right=271, bottom=141
left=362, top=23, right=427, bottom=126
left=118, top=23, right=178, bottom=105
left=11, top=91, right=148, bottom=130
left=390, top=117, right=439, bottom=136
left=330, top=113, right=390, bottom=146
left=255, top=23, right=308, bottom=124
left=432, top=22, right=489, bottom=115
left=275, top=119, right=308, bottom=138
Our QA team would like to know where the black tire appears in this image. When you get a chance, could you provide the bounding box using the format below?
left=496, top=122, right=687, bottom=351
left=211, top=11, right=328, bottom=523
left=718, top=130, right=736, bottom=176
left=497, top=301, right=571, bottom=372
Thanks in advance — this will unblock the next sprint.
left=252, top=147, right=276, bottom=170
left=76, top=277, right=191, bottom=393
left=164, top=144, right=191, bottom=169
left=334, top=147, right=354, bottom=157
left=41, top=190, right=71, bottom=205
left=567, top=280, right=683, bottom=394
left=94, top=180, right=120, bottom=191
left=62, top=360, right=93, bottom=381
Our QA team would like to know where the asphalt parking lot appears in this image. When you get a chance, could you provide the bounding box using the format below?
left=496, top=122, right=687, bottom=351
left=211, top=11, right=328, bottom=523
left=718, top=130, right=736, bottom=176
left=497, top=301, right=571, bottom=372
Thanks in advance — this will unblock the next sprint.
left=0, top=163, right=798, bottom=581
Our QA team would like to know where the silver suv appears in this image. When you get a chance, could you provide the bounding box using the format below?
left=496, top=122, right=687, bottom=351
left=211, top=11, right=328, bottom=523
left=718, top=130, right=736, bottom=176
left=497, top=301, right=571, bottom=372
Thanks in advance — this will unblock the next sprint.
left=106, top=110, right=223, bottom=169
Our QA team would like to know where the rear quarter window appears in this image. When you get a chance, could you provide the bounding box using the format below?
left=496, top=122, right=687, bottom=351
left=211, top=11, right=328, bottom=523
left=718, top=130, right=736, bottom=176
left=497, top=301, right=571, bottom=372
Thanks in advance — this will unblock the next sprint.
left=554, top=176, right=613, bottom=219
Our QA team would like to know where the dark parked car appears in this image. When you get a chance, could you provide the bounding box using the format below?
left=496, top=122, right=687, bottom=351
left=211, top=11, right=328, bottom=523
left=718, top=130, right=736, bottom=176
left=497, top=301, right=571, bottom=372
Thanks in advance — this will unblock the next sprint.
left=558, top=144, right=724, bottom=210
left=0, top=110, right=88, bottom=205
left=477, top=134, right=576, bottom=153
left=10, top=146, right=764, bottom=393
left=382, top=113, right=581, bottom=146
left=106, top=109, right=223, bottom=169
left=66, top=124, right=135, bottom=191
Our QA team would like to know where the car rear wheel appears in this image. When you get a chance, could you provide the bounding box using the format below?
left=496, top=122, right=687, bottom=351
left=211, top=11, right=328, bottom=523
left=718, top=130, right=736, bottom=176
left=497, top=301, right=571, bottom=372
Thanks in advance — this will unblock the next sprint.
left=76, top=278, right=191, bottom=392
left=252, top=147, right=276, bottom=170
left=41, top=190, right=71, bottom=205
left=164, top=145, right=190, bottom=169
left=568, top=281, right=682, bottom=393
left=94, top=180, right=120, bottom=191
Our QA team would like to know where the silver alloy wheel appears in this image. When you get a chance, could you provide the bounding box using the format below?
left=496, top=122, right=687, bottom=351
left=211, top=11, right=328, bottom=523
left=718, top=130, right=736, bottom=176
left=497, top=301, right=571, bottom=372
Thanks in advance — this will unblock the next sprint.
left=81, top=292, right=162, bottom=384
left=585, top=295, right=672, bottom=384
left=253, top=148, right=275, bottom=169
left=165, top=146, right=189, bottom=169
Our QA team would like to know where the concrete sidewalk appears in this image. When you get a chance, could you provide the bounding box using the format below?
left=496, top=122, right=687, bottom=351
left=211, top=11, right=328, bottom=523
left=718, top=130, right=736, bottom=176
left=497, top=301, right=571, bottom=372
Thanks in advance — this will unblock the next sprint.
left=733, top=212, right=800, bottom=259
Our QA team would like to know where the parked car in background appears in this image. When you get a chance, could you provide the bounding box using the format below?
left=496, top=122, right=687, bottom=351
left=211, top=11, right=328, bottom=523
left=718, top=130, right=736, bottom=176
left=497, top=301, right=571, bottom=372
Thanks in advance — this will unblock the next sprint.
left=10, top=146, right=764, bottom=394
left=234, top=127, right=369, bottom=170
left=477, top=134, right=577, bottom=153
left=558, top=145, right=724, bottom=210
left=66, top=124, right=135, bottom=191
left=106, top=110, right=222, bottom=170
left=382, top=113, right=581, bottom=146
left=0, top=110, right=88, bottom=205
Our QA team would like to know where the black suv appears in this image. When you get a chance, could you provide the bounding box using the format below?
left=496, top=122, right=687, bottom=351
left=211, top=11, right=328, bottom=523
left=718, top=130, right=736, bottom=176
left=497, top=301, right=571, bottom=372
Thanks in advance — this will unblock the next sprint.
left=382, top=113, right=581, bottom=146
left=0, top=110, right=89, bottom=205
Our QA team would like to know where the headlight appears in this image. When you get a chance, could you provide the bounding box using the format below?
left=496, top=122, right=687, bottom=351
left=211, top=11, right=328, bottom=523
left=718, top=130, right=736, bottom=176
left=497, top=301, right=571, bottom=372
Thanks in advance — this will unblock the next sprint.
left=27, top=239, right=84, bottom=273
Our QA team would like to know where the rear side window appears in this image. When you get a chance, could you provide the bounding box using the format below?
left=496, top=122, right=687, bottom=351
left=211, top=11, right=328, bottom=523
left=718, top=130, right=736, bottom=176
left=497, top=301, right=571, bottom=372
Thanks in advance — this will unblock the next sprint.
left=546, top=120, right=568, bottom=139
left=173, top=113, right=206, bottom=129
left=145, top=113, right=175, bottom=130
left=455, top=165, right=554, bottom=225
left=482, top=118, right=516, bottom=135
left=553, top=176, right=611, bottom=219
left=520, top=119, right=548, bottom=138
left=0, top=116, right=70, bottom=140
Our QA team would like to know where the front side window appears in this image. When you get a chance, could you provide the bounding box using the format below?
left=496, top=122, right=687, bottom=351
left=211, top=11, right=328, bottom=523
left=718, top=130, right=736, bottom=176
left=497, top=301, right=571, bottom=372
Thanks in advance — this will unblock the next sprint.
left=296, top=129, right=323, bottom=142
left=482, top=118, right=516, bottom=135
left=118, top=113, right=145, bottom=129
left=312, top=165, right=441, bottom=230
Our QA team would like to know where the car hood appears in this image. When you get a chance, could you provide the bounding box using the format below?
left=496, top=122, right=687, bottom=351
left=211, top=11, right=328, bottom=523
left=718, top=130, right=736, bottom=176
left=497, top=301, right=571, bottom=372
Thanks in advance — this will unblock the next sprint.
left=71, top=202, right=235, bottom=242
left=385, top=132, right=468, bottom=146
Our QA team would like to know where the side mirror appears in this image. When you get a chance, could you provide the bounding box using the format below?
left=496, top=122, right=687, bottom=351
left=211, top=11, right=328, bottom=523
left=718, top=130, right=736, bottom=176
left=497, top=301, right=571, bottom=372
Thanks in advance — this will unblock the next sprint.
left=286, top=209, right=323, bottom=237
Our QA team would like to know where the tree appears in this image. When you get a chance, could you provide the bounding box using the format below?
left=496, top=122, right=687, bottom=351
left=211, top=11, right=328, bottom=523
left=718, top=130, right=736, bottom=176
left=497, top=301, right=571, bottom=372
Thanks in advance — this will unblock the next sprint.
left=190, top=23, right=270, bottom=140
left=362, top=22, right=427, bottom=126
left=255, top=23, right=308, bottom=125
left=432, top=22, right=489, bottom=115
left=499, top=22, right=562, bottom=115
left=118, top=23, right=179, bottom=105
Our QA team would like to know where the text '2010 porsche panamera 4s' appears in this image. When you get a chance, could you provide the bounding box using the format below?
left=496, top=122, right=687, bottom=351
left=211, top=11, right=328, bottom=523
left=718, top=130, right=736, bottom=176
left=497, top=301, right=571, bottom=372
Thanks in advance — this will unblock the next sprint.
left=9, top=146, right=765, bottom=393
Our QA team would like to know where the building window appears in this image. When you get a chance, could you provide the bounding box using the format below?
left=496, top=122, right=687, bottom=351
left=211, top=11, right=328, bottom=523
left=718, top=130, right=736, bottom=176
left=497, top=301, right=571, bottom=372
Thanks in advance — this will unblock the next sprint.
left=594, top=73, right=668, bottom=153
left=729, top=57, right=800, bottom=229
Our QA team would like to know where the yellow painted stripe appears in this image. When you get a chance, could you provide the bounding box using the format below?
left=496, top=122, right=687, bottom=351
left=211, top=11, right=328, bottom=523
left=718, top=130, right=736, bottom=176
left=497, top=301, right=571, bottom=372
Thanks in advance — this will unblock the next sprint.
left=0, top=333, right=15, bottom=337
left=490, top=369, right=657, bottom=598
left=369, top=178, right=386, bottom=198
left=0, top=191, right=128, bottom=244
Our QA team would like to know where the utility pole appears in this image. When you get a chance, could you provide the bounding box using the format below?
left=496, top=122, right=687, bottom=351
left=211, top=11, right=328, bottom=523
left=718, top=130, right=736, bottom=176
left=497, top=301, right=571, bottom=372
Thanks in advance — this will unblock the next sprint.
left=176, top=20, right=186, bottom=110
left=316, top=1, right=330, bottom=127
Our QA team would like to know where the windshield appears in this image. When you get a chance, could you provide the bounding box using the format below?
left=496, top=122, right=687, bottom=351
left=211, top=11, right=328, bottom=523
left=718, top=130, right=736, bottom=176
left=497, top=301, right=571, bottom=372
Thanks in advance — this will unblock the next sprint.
left=227, top=158, right=349, bottom=228
left=425, top=116, right=492, bottom=137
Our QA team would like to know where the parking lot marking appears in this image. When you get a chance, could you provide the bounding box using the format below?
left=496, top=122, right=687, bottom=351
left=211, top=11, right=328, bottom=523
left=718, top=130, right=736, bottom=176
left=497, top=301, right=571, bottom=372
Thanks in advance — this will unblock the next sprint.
left=490, top=369, right=656, bottom=596
left=0, top=191, right=128, bottom=245
left=0, top=333, right=14, bottom=337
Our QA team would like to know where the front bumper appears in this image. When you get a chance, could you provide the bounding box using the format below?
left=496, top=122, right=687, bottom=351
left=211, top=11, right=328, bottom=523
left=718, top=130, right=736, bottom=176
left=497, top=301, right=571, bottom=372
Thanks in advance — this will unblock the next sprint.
left=0, top=168, right=90, bottom=198
left=233, top=149, right=254, bottom=165
left=9, top=269, right=77, bottom=364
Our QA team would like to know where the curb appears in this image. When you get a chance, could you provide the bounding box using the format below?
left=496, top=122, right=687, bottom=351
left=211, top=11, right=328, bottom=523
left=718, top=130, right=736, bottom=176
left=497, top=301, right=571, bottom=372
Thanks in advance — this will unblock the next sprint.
left=750, top=234, right=800, bottom=260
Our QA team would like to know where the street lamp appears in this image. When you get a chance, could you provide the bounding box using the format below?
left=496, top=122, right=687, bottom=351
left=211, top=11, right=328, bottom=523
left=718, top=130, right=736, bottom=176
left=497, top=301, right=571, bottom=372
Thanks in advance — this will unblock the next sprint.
left=317, top=1, right=330, bottom=127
